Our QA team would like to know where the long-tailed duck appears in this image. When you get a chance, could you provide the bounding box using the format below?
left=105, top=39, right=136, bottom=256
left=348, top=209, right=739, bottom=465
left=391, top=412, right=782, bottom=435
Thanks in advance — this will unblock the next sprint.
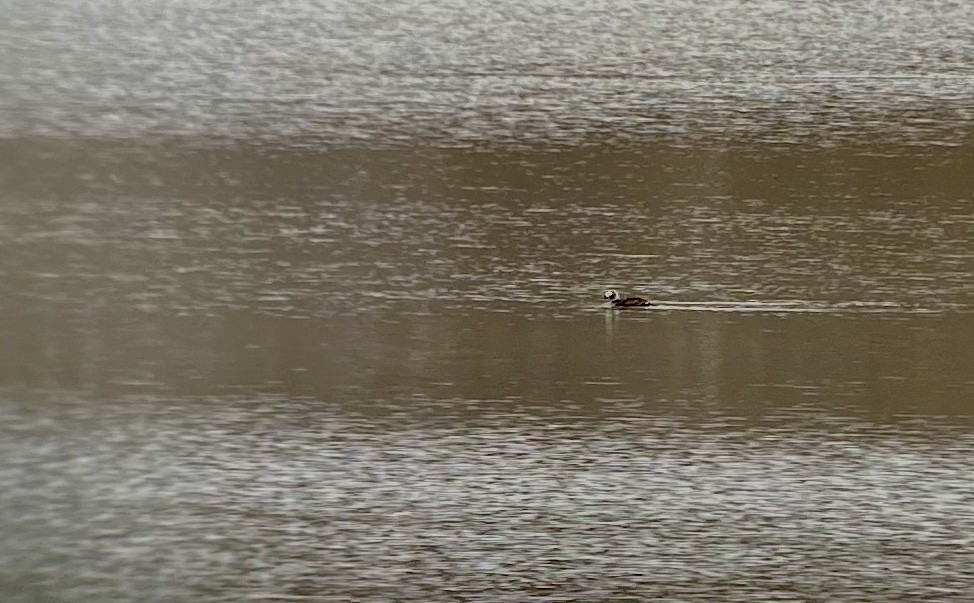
left=603, top=289, right=653, bottom=308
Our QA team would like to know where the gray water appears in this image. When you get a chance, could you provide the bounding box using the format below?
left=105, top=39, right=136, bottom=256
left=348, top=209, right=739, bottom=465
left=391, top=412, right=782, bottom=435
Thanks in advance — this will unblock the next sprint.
left=2, top=0, right=974, bottom=601
left=3, top=0, right=974, bottom=146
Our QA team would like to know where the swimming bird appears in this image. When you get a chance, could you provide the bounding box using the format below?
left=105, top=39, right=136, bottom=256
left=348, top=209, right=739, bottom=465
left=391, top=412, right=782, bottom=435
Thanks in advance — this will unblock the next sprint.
left=603, top=289, right=653, bottom=308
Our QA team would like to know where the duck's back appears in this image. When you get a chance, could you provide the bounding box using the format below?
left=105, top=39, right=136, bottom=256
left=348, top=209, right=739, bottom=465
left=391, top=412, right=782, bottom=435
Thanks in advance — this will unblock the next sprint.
left=613, top=296, right=652, bottom=308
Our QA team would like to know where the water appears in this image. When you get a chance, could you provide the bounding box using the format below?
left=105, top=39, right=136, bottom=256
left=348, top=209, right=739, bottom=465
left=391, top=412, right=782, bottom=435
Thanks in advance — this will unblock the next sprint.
left=2, top=0, right=974, bottom=601
left=2, top=0, right=974, bottom=146
left=3, top=141, right=972, bottom=316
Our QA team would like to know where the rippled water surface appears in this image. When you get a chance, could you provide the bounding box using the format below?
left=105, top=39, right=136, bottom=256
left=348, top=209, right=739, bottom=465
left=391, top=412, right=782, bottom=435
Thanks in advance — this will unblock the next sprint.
left=2, top=0, right=974, bottom=601
left=2, top=141, right=972, bottom=316
left=4, top=388, right=974, bottom=602
left=2, top=0, right=974, bottom=145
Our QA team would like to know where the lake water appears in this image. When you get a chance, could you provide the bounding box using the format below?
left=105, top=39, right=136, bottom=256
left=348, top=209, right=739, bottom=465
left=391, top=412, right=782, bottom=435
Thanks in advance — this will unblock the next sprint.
left=2, top=0, right=974, bottom=601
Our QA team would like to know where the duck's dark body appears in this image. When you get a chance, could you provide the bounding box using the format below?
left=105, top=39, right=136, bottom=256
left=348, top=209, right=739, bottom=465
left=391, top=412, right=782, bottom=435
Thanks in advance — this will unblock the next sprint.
left=611, top=296, right=652, bottom=308
left=603, top=290, right=653, bottom=308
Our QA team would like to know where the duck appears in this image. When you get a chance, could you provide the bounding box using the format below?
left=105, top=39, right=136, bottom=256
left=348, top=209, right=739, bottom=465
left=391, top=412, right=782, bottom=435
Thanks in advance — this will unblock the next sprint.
left=603, top=289, right=653, bottom=308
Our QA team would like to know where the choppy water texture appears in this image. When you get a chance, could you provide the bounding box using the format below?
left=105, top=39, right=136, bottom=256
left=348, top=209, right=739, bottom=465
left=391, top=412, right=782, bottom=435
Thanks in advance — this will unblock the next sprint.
left=1, top=0, right=973, bottom=146
left=3, top=391, right=974, bottom=602
left=2, top=0, right=974, bottom=601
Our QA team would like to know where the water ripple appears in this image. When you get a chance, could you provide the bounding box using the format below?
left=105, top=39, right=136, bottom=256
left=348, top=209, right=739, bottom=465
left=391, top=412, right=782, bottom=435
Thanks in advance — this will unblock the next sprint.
left=2, top=395, right=973, bottom=601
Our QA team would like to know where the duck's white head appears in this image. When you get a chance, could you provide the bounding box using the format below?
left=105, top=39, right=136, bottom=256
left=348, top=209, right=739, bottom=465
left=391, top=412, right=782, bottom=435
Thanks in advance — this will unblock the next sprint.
left=603, top=289, right=619, bottom=301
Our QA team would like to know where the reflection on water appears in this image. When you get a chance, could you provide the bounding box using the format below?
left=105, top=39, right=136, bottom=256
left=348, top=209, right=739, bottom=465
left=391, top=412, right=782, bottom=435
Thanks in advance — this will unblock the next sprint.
left=2, top=0, right=974, bottom=600
left=1, top=311, right=973, bottom=415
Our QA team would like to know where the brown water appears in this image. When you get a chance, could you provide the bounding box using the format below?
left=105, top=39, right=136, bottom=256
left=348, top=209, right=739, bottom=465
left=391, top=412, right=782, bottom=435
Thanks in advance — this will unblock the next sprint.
left=2, top=0, right=974, bottom=601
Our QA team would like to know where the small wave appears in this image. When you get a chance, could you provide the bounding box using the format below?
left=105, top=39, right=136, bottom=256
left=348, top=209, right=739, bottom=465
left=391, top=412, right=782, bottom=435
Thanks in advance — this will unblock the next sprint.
left=604, top=300, right=941, bottom=314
